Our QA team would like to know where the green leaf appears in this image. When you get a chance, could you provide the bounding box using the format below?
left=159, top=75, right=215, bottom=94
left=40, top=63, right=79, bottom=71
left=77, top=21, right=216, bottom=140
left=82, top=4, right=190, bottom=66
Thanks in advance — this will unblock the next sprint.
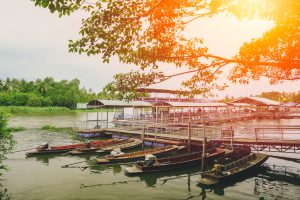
left=49, top=2, right=56, bottom=13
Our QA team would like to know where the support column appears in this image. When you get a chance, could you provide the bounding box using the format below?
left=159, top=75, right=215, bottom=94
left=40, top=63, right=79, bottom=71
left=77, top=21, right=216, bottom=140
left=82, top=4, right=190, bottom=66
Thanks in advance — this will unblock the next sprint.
left=188, top=122, right=191, bottom=153
left=96, top=111, right=99, bottom=127
left=85, top=111, right=88, bottom=129
left=155, top=106, right=158, bottom=137
left=106, top=108, right=109, bottom=128
left=201, top=133, right=207, bottom=172
left=101, top=106, right=103, bottom=128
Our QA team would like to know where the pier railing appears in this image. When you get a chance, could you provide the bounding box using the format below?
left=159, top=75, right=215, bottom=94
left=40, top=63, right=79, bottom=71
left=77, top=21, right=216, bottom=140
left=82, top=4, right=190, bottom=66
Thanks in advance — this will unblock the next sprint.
left=254, top=126, right=300, bottom=141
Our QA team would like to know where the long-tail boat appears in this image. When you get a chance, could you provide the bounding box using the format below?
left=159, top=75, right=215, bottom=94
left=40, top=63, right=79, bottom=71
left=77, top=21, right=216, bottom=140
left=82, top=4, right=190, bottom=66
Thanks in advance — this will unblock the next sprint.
left=25, top=139, right=116, bottom=157
left=77, top=129, right=112, bottom=138
left=96, top=145, right=184, bottom=164
left=198, top=153, right=269, bottom=186
left=124, top=148, right=226, bottom=175
left=68, top=138, right=143, bottom=155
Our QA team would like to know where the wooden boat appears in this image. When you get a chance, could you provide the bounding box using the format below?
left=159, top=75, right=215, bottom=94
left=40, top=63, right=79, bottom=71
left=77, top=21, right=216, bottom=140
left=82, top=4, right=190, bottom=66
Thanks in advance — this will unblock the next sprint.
left=198, top=153, right=269, bottom=186
left=26, top=139, right=115, bottom=157
left=96, top=145, right=184, bottom=164
left=68, top=138, right=143, bottom=155
left=124, top=148, right=226, bottom=175
left=77, top=129, right=112, bottom=138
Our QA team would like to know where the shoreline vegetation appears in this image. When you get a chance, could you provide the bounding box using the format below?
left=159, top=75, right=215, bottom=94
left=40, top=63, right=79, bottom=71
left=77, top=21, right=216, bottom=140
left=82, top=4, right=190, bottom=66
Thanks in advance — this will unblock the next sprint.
left=8, top=125, right=75, bottom=133
left=0, top=106, right=112, bottom=114
left=41, top=125, right=74, bottom=133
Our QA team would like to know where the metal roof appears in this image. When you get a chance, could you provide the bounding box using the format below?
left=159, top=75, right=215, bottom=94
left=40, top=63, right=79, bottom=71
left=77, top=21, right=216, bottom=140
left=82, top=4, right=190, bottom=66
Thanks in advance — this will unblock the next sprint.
left=227, top=103, right=251, bottom=107
left=280, top=102, right=299, bottom=107
left=167, top=102, right=228, bottom=107
left=86, top=99, right=228, bottom=108
left=230, top=97, right=280, bottom=106
left=87, top=99, right=153, bottom=108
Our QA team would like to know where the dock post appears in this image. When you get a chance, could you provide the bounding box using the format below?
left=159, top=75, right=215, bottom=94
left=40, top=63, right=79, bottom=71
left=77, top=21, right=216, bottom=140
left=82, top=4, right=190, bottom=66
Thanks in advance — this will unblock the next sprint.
left=85, top=111, right=88, bottom=129
left=201, top=136, right=207, bottom=172
left=255, top=128, right=258, bottom=143
left=155, top=107, right=158, bottom=139
left=142, top=127, right=145, bottom=150
left=101, top=106, right=103, bottom=128
left=188, top=122, right=191, bottom=153
left=230, top=126, right=233, bottom=151
left=96, top=111, right=99, bottom=127
left=106, top=108, right=109, bottom=128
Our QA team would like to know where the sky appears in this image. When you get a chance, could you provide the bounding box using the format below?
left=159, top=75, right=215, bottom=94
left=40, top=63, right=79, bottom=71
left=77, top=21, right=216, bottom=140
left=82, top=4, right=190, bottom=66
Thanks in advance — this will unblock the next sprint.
left=0, top=1, right=299, bottom=99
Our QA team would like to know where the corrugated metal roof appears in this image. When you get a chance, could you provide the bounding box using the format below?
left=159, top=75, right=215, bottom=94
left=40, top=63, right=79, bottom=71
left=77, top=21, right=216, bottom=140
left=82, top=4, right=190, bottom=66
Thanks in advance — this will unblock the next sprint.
left=281, top=102, right=299, bottom=107
left=250, top=97, right=280, bottom=105
left=87, top=99, right=153, bottom=108
left=227, top=103, right=251, bottom=107
left=230, top=97, right=280, bottom=106
left=168, top=102, right=228, bottom=107
left=86, top=99, right=228, bottom=108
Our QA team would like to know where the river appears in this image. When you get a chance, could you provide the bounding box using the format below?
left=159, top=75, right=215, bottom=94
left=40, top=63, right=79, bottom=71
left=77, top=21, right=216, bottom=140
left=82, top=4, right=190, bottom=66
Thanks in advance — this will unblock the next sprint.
left=2, top=113, right=300, bottom=200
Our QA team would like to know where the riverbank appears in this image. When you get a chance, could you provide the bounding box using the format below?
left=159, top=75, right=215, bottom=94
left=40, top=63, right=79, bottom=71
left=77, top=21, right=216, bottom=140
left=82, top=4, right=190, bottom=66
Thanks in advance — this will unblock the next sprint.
left=0, top=106, right=111, bottom=114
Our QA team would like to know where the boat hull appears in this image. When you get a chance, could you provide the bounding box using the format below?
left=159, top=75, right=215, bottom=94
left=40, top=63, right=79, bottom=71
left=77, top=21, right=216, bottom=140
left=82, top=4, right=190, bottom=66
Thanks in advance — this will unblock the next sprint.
left=125, top=149, right=226, bottom=175
left=69, top=139, right=143, bottom=155
left=96, top=145, right=180, bottom=164
left=26, top=139, right=114, bottom=157
left=77, top=130, right=112, bottom=138
left=198, top=153, right=269, bottom=186
left=26, top=149, right=71, bottom=156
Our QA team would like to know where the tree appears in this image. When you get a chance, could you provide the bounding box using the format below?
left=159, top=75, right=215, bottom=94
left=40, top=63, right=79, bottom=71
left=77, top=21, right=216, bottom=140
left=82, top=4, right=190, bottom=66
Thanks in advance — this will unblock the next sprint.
left=0, top=112, right=15, bottom=199
left=32, top=0, right=300, bottom=99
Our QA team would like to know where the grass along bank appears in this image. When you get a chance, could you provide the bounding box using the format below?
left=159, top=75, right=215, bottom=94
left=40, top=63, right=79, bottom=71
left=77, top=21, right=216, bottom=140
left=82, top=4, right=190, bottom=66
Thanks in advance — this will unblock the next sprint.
left=0, top=106, right=72, bottom=114
left=0, top=106, right=113, bottom=114
left=41, top=125, right=74, bottom=133
left=6, top=125, right=75, bottom=133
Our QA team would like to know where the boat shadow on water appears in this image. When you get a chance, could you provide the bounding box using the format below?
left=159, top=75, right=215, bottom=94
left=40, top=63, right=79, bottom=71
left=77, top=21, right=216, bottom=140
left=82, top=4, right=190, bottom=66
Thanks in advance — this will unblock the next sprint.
left=197, top=165, right=300, bottom=197
left=135, top=165, right=202, bottom=187
left=79, top=163, right=299, bottom=200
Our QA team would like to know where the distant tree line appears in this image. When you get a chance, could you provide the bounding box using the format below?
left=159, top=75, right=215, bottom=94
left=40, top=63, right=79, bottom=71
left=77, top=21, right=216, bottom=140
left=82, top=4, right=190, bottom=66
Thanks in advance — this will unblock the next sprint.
left=0, top=77, right=105, bottom=109
left=219, top=91, right=300, bottom=104
left=258, top=91, right=300, bottom=103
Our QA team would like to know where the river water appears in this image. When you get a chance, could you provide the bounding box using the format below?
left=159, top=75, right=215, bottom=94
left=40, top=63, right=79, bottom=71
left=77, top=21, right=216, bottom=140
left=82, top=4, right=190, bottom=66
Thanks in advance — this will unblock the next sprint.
left=2, top=113, right=300, bottom=200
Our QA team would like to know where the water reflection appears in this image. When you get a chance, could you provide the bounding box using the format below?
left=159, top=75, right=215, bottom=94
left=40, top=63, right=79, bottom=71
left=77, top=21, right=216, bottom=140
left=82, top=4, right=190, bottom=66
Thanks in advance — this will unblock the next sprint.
left=128, top=166, right=201, bottom=187
left=89, top=164, right=122, bottom=174
left=195, top=165, right=300, bottom=199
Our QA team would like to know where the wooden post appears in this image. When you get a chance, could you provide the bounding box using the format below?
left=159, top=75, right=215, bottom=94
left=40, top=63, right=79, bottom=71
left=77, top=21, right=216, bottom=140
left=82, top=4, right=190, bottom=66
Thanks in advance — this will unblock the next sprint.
left=188, top=122, right=191, bottom=153
left=230, top=126, right=234, bottom=151
left=255, top=128, right=258, bottom=142
left=106, top=108, right=109, bottom=128
left=113, top=107, right=116, bottom=119
left=189, top=106, right=191, bottom=123
left=141, top=127, right=145, bottom=149
left=173, top=107, right=176, bottom=124
left=155, top=106, right=158, bottom=138
left=96, top=111, right=99, bottom=127
left=85, top=111, right=88, bottom=129
left=132, top=106, right=135, bottom=131
left=201, top=135, right=207, bottom=172
left=161, top=109, right=163, bottom=135
left=101, top=106, right=103, bottom=128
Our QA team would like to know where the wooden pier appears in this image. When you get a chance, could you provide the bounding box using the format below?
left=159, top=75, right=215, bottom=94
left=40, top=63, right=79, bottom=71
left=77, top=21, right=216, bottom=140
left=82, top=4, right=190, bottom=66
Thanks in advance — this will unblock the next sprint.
left=100, top=125, right=300, bottom=153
